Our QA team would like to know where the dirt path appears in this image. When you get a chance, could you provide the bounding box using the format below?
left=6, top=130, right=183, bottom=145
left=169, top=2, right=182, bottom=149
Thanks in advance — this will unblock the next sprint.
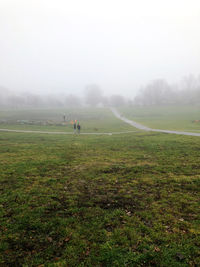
left=111, top=107, right=200, bottom=137
left=0, top=128, right=137, bottom=136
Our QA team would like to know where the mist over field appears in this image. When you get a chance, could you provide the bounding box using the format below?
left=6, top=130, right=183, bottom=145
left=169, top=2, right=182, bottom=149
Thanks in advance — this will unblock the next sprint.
left=1, top=1, right=200, bottom=266
left=1, top=74, right=200, bottom=108
left=1, top=0, right=200, bottom=102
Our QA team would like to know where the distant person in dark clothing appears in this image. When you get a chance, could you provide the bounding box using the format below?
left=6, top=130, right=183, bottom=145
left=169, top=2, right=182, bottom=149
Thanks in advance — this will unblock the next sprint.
left=73, top=122, right=77, bottom=133
left=77, top=123, right=81, bottom=134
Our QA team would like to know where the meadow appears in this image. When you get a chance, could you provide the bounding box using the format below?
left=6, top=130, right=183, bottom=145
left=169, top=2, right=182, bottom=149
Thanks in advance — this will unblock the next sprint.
left=0, top=107, right=200, bottom=266
left=120, top=105, right=200, bottom=132
left=0, top=108, right=134, bottom=133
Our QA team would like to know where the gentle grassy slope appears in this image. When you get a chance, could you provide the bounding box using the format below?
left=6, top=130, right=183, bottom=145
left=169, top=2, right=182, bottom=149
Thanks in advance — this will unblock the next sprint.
left=0, top=128, right=200, bottom=266
left=120, top=105, right=200, bottom=131
left=0, top=108, right=134, bottom=133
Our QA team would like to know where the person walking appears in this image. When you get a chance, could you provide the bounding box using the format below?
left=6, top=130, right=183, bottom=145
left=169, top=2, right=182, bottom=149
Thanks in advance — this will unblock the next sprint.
left=77, top=123, right=81, bottom=134
left=73, top=122, right=77, bottom=133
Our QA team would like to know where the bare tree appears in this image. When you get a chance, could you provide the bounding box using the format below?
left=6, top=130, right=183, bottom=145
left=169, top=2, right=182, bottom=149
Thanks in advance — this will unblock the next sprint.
left=109, top=94, right=125, bottom=107
left=84, top=84, right=103, bottom=106
left=65, top=94, right=81, bottom=107
left=135, top=79, right=172, bottom=105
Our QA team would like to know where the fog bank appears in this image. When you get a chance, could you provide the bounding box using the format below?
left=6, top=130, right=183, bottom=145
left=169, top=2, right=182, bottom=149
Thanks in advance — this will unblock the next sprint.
left=1, top=0, right=200, bottom=96
left=1, top=74, right=200, bottom=109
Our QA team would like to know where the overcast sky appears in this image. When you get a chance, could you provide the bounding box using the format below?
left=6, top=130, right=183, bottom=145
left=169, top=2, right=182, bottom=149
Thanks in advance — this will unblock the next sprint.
left=0, top=0, right=200, bottom=96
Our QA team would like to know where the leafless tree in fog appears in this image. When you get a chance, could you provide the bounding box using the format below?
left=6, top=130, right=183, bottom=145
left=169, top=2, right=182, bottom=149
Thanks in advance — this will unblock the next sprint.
left=134, top=74, right=200, bottom=106
left=109, top=94, right=125, bottom=107
left=84, top=84, right=103, bottom=106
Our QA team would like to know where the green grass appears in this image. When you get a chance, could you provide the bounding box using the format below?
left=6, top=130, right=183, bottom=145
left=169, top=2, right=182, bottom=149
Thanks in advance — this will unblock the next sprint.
left=120, top=105, right=200, bottom=131
left=0, top=108, right=134, bottom=133
left=0, top=108, right=200, bottom=266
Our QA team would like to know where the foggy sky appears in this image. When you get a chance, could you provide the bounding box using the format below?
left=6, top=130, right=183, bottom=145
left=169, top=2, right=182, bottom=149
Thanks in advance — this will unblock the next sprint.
left=1, top=0, right=200, bottom=96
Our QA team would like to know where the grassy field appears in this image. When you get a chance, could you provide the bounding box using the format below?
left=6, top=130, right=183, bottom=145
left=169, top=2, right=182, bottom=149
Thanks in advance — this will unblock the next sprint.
left=120, top=105, right=200, bottom=132
left=0, top=108, right=200, bottom=266
left=0, top=108, right=134, bottom=133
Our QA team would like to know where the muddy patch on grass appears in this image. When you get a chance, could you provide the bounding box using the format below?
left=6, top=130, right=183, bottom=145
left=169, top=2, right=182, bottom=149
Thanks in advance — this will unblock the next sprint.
left=59, top=178, right=147, bottom=213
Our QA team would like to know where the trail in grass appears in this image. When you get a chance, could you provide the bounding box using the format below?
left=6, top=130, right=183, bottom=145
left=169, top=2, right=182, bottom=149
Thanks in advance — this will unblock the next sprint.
left=111, top=107, right=200, bottom=137
left=0, top=128, right=137, bottom=135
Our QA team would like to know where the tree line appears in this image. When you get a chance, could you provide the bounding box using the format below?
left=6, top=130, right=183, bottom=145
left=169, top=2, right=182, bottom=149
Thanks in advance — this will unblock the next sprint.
left=134, top=74, right=200, bottom=106
left=0, top=85, right=126, bottom=109
left=1, top=74, right=200, bottom=108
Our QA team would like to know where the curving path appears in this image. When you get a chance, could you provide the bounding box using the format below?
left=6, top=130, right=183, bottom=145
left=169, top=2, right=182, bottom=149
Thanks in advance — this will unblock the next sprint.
left=111, top=107, right=200, bottom=137
left=0, top=128, right=137, bottom=136
left=1, top=109, right=200, bottom=137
